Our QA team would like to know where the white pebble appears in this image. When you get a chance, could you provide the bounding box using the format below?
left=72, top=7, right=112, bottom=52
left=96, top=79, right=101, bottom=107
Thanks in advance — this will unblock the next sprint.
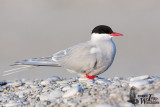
left=4, top=102, right=20, bottom=107
left=67, top=100, right=77, bottom=106
left=0, top=87, right=3, bottom=92
left=25, top=81, right=34, bottom=85
left=96, top=78, right=111, bottom=84
left=40, top=80, right=50, bottom=85
left=130, top=75, right=149, bottom=81
left=62, top=86, right=71, bottom=91
left=72, top=83, right=80, bottom=87
left=35, top=102, right=44, bottom=107
left=15, top=88, right=33, bottom=98
left=121, top=83, right=129, bottom=88
left=50, top=90, right=63, bottom=98
left=129, top=80, right=150, bottom=88
left=79, top=77, right=90, bottom=82
left=40, top=90, right=63, bottom=101
left=40, top=76, right=60, bottom=85
left=63, top=86, right=83, bottom=98
left=8, top=82, right=22, bottom=87
left=47, top=76, right=60, bottom=82
left=40, top=94, right=56, bottom=101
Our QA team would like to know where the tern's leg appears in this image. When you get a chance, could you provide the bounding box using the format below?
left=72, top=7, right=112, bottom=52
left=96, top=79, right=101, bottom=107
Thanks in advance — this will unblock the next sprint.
left=86, top=74, right=96, bottom=79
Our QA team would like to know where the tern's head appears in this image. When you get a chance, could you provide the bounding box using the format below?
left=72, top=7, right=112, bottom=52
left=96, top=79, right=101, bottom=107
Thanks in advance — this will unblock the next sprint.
left=91, top=25, right=123, bottom=41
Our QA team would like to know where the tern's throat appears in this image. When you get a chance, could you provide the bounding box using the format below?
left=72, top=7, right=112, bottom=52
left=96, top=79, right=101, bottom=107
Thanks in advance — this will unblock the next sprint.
left=91, top=33, right=112, bottom=42
left=91, top=33, right=116, bottom=61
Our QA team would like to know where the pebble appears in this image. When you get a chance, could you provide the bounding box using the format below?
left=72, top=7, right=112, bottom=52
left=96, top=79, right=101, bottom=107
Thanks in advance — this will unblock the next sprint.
left=129, top=75, right=151, bottom=88
left=129, top=80, right=150, bottom=88
left=63, top=86, right=83, bottom=98
left=67, top=100, right=78, bottom=106
left=0, top=87, right=3, bottom=92
left=130, top=75, right=149, bottom=81
left=96, top=78, right=111, bottom=84
left=8, top=82, right=22, bottom=87
left=62, top=86, right=71, bottom=91
left=4, top=102, right=20, bottom=107
left=71, top=83, right=80, bottom=87
left=48, top=76, right=60, bottom=82
left=40, top=79, right=50, bottom=86
left=0, top=81, right=7, bottom=86
left=40, top=76, right=60, bottom=86
left=25, top=80, right=34, bottom=86
left=40, top=90, right=63, bottom=101
left=0, top=75, right=159, bottom=107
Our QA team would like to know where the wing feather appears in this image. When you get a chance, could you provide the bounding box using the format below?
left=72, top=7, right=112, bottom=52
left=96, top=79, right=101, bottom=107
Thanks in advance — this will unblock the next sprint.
left=52, top=42, right=98, bottom=74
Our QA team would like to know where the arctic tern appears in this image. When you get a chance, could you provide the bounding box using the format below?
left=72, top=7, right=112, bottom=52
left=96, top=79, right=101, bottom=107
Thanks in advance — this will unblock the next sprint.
left=3, top=25, right=123, bottom=79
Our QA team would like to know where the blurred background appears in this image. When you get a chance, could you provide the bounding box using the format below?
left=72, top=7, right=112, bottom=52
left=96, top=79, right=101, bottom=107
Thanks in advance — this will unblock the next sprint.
left=0, top=0, right=160, bottom=81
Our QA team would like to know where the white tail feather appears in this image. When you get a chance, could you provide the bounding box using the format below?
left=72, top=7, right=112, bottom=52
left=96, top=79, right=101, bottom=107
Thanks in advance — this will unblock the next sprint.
left=3, top=66, right=37, bottom=76
left=4, top=66, right=32, bottom=73
left=2, top=56, right=60, bottom=76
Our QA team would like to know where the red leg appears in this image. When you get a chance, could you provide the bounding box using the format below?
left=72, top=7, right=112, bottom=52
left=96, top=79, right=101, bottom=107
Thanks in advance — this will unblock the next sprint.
left=86, top=74, right=96, bottom=79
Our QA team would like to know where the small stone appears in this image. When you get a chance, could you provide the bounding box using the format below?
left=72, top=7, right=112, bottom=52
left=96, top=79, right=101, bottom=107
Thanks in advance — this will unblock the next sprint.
left=56, top=99, right=63, bottom=104
left=96, top=78, right=111, bottom=84
left=40, top=95, right=56, bottom=102
left=71, top=83, right=80, bottom=87
left=0, top=81, right=7, bottom=86
left=99, top=90, right=108, bottom=95
left=4, top=102, right=20, bottom=107
left=129, top=80, right=150, bottom=88
left=62, top=86, right=71, bottom=91
left=78, top=77, right=89, bottom=82
left=40, top=76, right=60, bottom=86
left=0, top=87, right=3, bottom=92
left=25, top=81, right=34, bottom=85
left=63, top=86, right=83, bottom=98
left=15, top=88, right=33, bottom=98
left=5, top=86, right=11, bottom=91
left=40, top=80, right=50, bottom=85
left=56, top=80, right=69, bottom=85
left=113, top=81, right=121, bottom=87
left=121, top=83, right=129, bottom=88
left=33, top=87, right=43, bottom=92
left=130, top=75, right=150, bottom=81
left=40, top=90, right=63, bottom=101
left=110, top=93, right=117, bottom=98
left=18, top=92, right=25, bottom=98
left=50, top=90, right=63, bottom=98
left=86, top=81, right=95, bottom=87
left=67, top=100, right=78, bottom=106
left=35, top=102, right=44, bottom=107
left=42, top=100, right=51, bottom=106
left=48, top=76, right=60, bottom=82
left=8, top=82, right=22, bottom=87
left=114, top=77, right=121, bottom=80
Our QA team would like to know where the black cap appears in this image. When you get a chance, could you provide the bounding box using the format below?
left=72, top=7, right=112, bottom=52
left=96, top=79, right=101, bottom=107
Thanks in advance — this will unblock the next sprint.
left=92, top=25, right=113, bottom=34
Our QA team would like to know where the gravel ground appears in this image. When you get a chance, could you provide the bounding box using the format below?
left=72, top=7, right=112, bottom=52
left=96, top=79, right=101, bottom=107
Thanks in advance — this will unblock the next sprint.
left=0, top=75, right=160, bottom=107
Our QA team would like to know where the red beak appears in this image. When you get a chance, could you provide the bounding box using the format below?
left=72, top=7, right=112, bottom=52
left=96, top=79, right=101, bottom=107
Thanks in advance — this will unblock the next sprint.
left=110, top=32, right=123, bottom=36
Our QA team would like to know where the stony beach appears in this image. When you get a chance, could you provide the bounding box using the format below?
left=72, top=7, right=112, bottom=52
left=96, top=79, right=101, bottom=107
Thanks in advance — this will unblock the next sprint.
left=0, top=75, right=160, bottom=107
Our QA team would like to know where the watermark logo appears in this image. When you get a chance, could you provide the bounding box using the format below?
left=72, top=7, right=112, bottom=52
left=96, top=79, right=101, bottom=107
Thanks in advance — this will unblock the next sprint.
left=128, top=86, right=159, bottom=106
left=128, top=86, right=139, bottom=105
